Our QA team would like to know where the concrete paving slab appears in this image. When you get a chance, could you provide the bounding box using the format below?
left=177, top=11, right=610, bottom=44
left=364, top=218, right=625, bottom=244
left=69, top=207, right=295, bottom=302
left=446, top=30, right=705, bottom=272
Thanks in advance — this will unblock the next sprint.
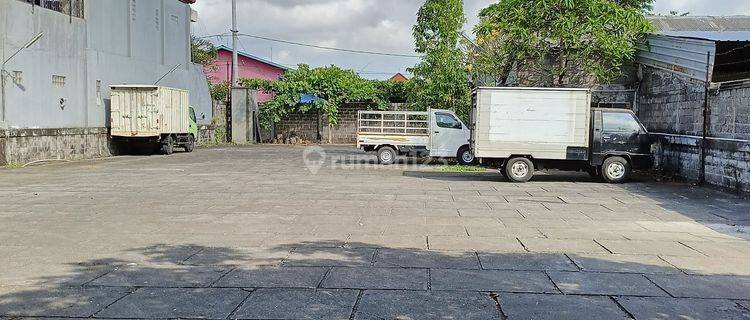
left=322, top=267, right=427, bottom=290
left=518, top=238, right=610, bottom=254
left=568, top=253, right=681, bottom=274
left=660, top=256, right=750, bottom=276
left=477, top=253, right=578, bottom=271
left=213, top=266, right=327, bottom=288
left=430, top=269, right=558, bottom=293
left=345, top=235, right=427, bottom=249
left=96, top=287, right=247, bottom=319
left=0, top=286, right=131, bottom=317
left=283, top=247, right=376, bottom=267
left=500, top=293, right=629, bottom=320
left=548, top=271, right=669, bottom=296
left=89, top=265, right=227, bottom=287
left=233, top=288, right=358, bottom=320
left=616, top=297, right=750, bottom=320
left=373, top=248, right=480, bottom=269
left=680, top=241, right=750, bottom=258
left=595, top=239, right=702, bottom=256
left=353, top=290, right=501, bottom=320
left=428, top=236, right=526, bottom=252
left=646, top=274, right=750, bottom=299
left=183, top=247, right=291, bottom=267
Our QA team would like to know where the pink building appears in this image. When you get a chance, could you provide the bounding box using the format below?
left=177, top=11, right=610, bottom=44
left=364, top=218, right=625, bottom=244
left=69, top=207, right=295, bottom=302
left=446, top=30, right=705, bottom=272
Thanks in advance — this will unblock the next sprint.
left=204, top=45, right=288, bottom=103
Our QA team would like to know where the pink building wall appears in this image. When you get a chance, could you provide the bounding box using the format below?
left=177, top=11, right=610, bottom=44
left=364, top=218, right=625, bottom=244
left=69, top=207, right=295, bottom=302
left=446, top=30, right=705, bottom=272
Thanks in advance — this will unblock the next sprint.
left=204, top=49, right=286, bottom=103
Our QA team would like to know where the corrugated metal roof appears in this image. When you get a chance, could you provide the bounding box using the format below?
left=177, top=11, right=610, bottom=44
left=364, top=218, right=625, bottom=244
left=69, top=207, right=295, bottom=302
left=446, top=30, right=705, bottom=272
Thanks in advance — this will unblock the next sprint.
left=655, top=31, right=750, bottom=41
left=636, top=34, right=716, bottom=82
left=648, top=16, right=750, bottom=32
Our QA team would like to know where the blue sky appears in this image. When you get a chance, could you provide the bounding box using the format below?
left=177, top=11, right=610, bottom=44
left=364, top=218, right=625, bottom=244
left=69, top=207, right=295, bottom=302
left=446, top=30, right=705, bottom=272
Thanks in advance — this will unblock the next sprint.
left=192, top=0, right=750, bottom=79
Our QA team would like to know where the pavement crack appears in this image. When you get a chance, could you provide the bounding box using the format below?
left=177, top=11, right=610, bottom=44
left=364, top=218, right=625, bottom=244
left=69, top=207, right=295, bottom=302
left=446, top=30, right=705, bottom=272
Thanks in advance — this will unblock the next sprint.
left=488, top=292, right=508, bottom=320
left=641, top=274, right=674, bottom=298
left=515, top=237, right=530, bottom=252
left=592, top=239, right=614, bottom=254
left=91, top=286, right=138, bottom=318
left=317, top=267, right=333, bottom=288
left=563, top=253, right=583, bottom=271
left=610, top=296, right=636, bottom=319
left=208, top=267, right=235, bottom=288
left=226, top=288, right=255, bottom=319
left=348, top=290, right=366, bottom=320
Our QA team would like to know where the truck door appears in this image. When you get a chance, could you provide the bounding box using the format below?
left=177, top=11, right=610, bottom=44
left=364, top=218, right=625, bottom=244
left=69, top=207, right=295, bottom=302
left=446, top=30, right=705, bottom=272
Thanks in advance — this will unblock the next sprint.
left=430, top=111, right=466, bottom=157
left=597, top=110, right=645, bottom=156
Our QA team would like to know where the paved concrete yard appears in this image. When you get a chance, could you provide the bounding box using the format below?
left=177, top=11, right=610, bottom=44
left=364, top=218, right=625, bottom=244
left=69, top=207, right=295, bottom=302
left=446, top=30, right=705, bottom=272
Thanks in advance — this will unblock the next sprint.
left=1, top=145, right=750, bottom=319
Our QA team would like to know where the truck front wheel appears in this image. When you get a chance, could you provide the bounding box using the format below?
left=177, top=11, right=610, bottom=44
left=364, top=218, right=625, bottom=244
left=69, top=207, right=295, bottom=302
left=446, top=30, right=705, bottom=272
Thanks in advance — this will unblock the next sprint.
left=602, top=156, right=630, bottom=183
left=505, top=157, right=534, bottom=182
left=457, top=146, right=476, bottom=165
left=377, top=146, right=396, bottom=165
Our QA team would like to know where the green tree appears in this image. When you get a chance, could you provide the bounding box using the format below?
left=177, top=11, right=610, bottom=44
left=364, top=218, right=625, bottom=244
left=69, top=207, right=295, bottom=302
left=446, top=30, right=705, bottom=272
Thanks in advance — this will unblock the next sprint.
left=473, top=0, right=653, bottom=87
left=191, top=36, right=217, bottom=65
left=242, top=65, right=387, bottom=128
left=615, top=0, right=654, bottom=12
left=408, top=0, right=471, bottom=121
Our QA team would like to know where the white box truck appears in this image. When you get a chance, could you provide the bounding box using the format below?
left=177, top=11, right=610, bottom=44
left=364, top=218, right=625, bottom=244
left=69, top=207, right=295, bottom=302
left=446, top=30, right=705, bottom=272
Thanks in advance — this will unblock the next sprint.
left=109, top=85, right=198, bottom=155
left=357, top=109, right=475, bottom=165
left=472, top=87, right=653, bottom=183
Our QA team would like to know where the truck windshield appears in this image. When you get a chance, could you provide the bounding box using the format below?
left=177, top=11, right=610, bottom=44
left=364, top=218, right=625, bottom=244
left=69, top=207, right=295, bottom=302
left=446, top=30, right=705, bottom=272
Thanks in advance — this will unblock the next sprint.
left=603, top=112, right=641, bottom=133
left=436, top=112, right=462, bottom=129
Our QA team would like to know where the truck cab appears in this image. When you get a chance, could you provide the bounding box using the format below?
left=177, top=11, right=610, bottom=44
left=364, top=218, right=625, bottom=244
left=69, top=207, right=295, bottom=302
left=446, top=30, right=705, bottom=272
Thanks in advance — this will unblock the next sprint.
left=429, top=109, right=473, bottom=163
left=589, top=108, right=653, bottom=181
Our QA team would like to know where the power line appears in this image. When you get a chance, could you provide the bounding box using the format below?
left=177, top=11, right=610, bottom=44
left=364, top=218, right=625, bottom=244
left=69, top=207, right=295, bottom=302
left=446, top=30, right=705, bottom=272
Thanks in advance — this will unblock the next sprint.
left=199, top=33, right=421, bottom=58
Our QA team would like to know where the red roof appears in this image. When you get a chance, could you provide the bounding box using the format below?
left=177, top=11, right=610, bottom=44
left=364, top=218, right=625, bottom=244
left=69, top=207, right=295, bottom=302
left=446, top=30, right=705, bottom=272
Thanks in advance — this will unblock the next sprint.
left=389, top=73, right=409, bottom=82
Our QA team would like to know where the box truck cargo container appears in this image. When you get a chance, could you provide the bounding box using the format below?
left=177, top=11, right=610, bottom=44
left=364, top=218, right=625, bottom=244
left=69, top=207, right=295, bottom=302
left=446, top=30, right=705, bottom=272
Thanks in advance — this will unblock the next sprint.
left=357, top=109, right=475, bottom=165
left=471, top=87, right=653, bottom=183
left=109, top=85, right=198, bottom=155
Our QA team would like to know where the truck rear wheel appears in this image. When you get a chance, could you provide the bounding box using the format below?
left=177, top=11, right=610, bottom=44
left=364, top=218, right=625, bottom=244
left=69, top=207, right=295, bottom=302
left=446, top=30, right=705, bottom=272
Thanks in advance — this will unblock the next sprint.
left=505, top=157, right=534, bottom=182
left=377, top=146, right=396, bottom=165
left=184, top=135, right=195, bottom=153
left=457, top=146, right=475, bottom=165
left=161, top=136, right=174, bottom=155
left=602, top=156, right=630, bottom=183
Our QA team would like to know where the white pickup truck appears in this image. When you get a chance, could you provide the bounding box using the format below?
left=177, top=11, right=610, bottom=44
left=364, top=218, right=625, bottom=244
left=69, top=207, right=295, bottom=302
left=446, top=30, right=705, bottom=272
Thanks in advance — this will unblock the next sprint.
left=356, top=109, right=474, bottom=165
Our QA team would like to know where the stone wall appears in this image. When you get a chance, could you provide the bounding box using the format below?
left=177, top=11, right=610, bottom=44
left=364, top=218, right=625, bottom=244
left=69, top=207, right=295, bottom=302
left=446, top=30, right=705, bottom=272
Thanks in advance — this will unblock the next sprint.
left=271, top=103, right=408, bottom=144
left=638, top=66, right=750, bottom=195
left=0, top=127, right=110, bottom=166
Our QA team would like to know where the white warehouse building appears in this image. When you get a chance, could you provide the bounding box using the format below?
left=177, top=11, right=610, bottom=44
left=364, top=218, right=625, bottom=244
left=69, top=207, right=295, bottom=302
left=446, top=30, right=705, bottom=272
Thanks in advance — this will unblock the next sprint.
left=0, top=0, right=212, bottom=165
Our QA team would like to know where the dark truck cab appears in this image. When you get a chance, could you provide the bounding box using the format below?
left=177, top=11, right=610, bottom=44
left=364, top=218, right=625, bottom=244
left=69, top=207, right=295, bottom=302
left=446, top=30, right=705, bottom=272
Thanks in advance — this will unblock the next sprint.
left=588, top=108, right=653, bottom=182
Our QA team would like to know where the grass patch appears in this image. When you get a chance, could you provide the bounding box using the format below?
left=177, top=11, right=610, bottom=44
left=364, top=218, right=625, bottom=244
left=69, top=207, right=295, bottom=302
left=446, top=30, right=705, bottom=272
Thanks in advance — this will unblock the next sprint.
left=437, top=165, right=486, bottom=173
left=2, top=163, right=23, bottom=169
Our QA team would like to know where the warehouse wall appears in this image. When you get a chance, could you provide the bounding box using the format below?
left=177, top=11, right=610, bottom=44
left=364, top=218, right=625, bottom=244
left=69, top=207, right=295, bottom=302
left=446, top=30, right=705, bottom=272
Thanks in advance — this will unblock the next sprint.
left=0, top=0, right=212, bottom=130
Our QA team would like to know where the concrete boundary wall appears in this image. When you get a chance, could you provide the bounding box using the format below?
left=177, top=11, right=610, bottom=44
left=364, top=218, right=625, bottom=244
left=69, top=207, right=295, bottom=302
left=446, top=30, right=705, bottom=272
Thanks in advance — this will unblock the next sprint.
left=0, top=127, right=110, bottom=166
left=638, top=66, right=750, bottom=195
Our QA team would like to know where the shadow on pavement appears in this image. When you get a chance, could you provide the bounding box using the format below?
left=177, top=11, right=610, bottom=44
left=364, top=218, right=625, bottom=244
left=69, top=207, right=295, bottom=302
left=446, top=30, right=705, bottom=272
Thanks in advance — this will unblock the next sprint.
left=1, top=242, right=750, bottom=319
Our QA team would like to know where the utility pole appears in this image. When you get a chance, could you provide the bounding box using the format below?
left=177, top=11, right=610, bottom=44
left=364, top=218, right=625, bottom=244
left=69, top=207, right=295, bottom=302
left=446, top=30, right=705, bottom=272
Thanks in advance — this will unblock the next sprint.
left=231, top=0, right=238, bottom=87
left=228, top=0, right=239, bottom=142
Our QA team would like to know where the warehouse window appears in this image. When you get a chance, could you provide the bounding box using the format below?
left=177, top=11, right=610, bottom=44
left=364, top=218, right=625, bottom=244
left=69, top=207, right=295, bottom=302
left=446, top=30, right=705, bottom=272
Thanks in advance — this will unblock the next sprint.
left=52, top=75, right=66, bottom=88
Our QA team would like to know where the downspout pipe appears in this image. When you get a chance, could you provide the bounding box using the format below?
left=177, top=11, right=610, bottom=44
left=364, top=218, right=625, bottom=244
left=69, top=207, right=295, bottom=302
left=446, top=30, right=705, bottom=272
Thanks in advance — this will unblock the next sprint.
left=699, top=51, right=712, bottom=185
